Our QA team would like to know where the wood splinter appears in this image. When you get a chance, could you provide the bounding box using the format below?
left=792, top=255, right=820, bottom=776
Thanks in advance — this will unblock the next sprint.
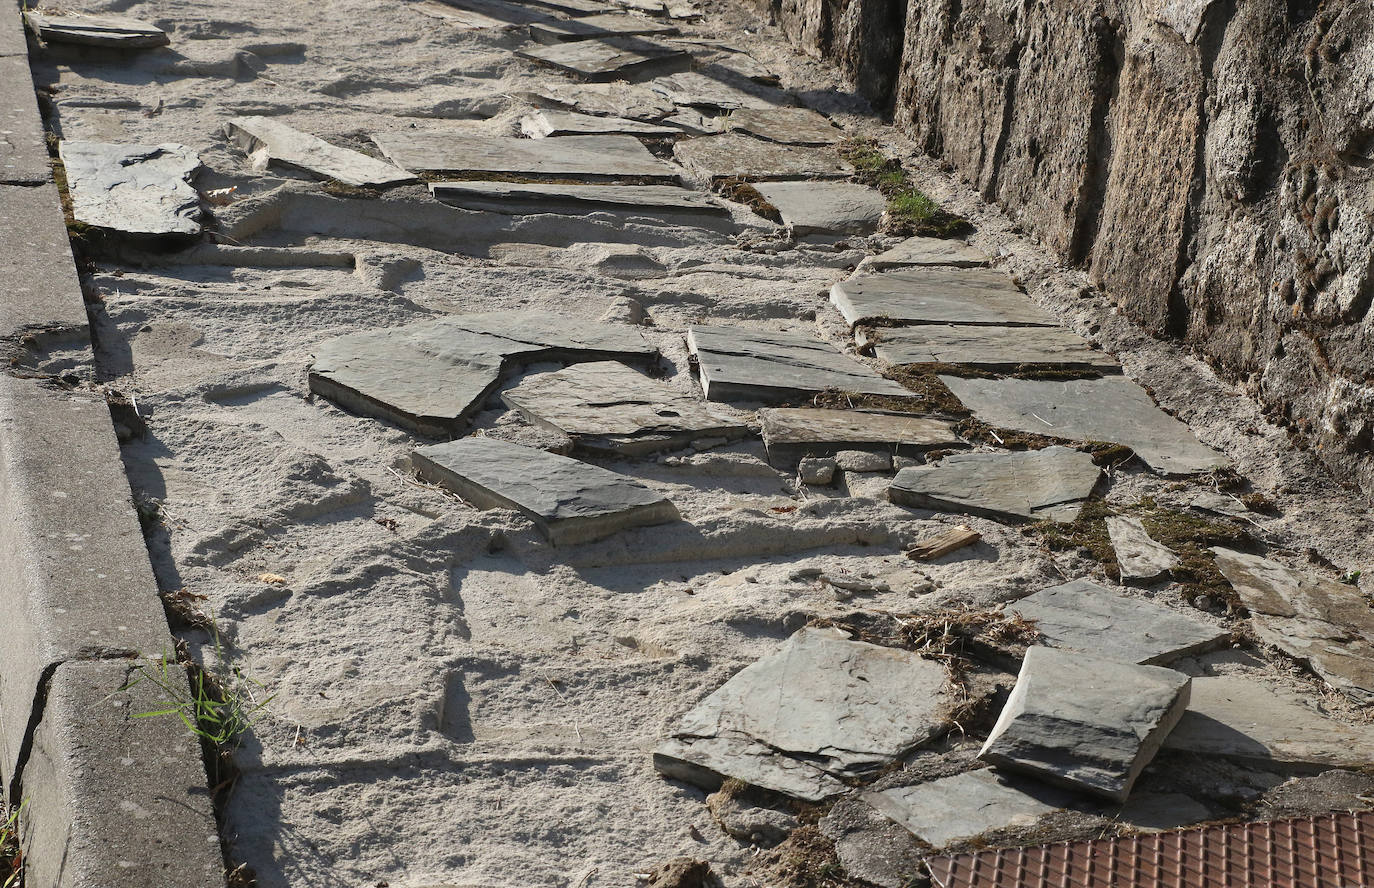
left=907, top=524, right=981, bottom=561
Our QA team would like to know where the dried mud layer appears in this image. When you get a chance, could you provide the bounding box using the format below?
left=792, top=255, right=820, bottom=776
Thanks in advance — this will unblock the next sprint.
left=24, top=0, right=1374, bottom=886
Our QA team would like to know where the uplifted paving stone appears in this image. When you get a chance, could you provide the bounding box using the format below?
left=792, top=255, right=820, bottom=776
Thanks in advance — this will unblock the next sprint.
left=889, top=446, right=1101, bottom=523
left=1008, top=579, right=1225, bottom=665
left=1212, top=548, right=1374, bottom=704
left=523, top=81, right=677, bottom=120
left=23, top=11, right=169, bottom=48
left=758, top=407, right=960, bottom=467
left=372, top=131, right=675, bottom=182
left=430, top=180, right=725, bottom=217
left=725, top=108, right=841, bottom=144
left=309, top=311, right=656, bottom=436
left=831, top=268, right=1053, bottom=327
left=940, top=375, right=1230, bottom=476
left=654, top=627, right=954, bottom=801
left=686, top=326, right=915, bottom=403
left=673, top=134, right=850, bottom=183
left=1164, top=675, right=1374, bottom=768
left=860, top=324, right=1118, bottom=371
left=1107, top=516, right=1179, bottom=582
left=412, top=437, right=678, bottom=544
left=520, top=109, right=681, bottom=138
left=753, top=182, right=885, bottom=235
left=501, top=361, right=747, bottom=454
left=649, top=71, right=794, bottom=111
left=516, top=37, right=691, bottom=82
left=1, top=55, right=50, bottom=184
left=528, top=12, right=678, bottom=43
left=856, top=237, right=991, bottom=272
left=865, top=768, right=1075, bottom=849
left=979, top=646, right=1191, bottom=803
left=58, top=141, right=201, bottom=236
left=224, top=117, right=417, bottom=188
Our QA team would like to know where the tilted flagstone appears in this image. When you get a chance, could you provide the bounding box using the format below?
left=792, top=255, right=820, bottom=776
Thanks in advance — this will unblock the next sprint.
left=673, top=134, right=850, bottom=183
left=758, top=407, right=961, bottom=467
left=58, top=141, right=202, bottom=236
left=979, top=646, right=1191, bottom=803
left=309, top=312, right=656, bottom=437
left=889, top=446, right=1101, bottom=523
left=411, top=437, right=679, bottom=544
left=429, top=180, right=726, bottom=217
left=858, top=324, right=1118, bottom=371
left=724, top=107, right=841, bottom=144
left=371, top=131, right=676, bottom=182
left=940, top=375, right=1230, bottom=476
left=522, top=81, right=677, bottom=120
left=527, top=13, right=678, bottom=43
left=516, top=37, right=691, bottom=82
left=501, top=361, right=748, bottom=454
left=224, top=117, right=417, bottom=188
left=1008, top=579, right=1225, bottom=665
left=856, top=236, right=991, bottom=272
left=686, top=325, right=915, bottom=403
left=23, top=11, right=169, bottom=48
left=649, top=70, right=793, bottom=111
left=519, top=109, right=682, bottom=138
left=654, top=627, right=955, bottom=801
left=1211, top=547, right=1374, bottom=704
left=1106, top=516, right=1179, bottom=582
left=752, top=181, right=886, bottom=235
left=831, top=267, right=1054, bottom=328
left=865, top=768, right=1076, bottom=849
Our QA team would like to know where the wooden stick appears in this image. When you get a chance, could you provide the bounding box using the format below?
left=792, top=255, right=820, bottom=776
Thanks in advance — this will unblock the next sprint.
left=907, top=525, right=981, bottom=561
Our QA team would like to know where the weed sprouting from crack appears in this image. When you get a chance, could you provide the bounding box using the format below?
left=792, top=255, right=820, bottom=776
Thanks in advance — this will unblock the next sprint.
left=838, top=138, right=972, bottom=238
left=0, top=801, right=24, bottom=888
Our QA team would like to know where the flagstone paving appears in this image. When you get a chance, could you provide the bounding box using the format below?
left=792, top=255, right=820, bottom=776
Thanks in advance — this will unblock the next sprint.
left=225, top=117, right=418, bottom=187
left=516, top=37, right=692, bottom=81
left=371, top=131, right=675, bottom=181
left=832, top=267, right=1055, bottom=328
left=758, top=407, right=961, bottom=466
left=528, top=13, right=678, bottom=43
left=724, top=107, right=841, bottom=144
left=855, top=236, right=991, bottom=272
left=58, top=141, right=202, bottom=236
left=889, top=446, right=1101, bottom=522
left=865, top=769, right=1076, bottom=849
left=519, top=109, right=682, bottom=138
left=859, top=323, right=1118, bottom=370
left=673, top=133, right=851, bottom=183
left=752, top=181, right=886, bottom=235
left=429, top=180, right=728, bottom=217
left=23, top=10, right=169, bottom=48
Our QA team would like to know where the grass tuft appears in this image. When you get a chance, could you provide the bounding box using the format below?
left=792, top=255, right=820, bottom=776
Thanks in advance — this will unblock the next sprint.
left=838, top=138, right=972, bottom=238
left=1, top=802, right=23, bottom=888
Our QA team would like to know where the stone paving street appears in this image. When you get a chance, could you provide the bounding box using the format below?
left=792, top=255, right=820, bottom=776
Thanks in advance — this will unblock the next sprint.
left=8, top=0, right=1374, bottom=885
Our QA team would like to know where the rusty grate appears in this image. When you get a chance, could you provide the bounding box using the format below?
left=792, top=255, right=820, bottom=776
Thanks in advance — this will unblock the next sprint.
left=926, top=809, right=1374, bottom=888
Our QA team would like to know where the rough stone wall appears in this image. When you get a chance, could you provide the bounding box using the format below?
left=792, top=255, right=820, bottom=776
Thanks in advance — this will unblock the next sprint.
left=762, top=0, right=1374, bottom=495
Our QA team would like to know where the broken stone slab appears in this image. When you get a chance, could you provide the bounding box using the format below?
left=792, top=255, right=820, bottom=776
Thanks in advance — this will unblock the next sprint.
left=23, top=11, right=169, bottom=48
left=649, top=71, right=795, bottom=111
left=522, top=81, right=677, bottom=120
left=856, top=237, right=991, bottom=273
left=0, top=55, right=51, bottom=184
left=1211, top=548, right=1374, bottom=704
left=725, top=107, right=841, bottom=144
left=58, top=141, right=202, bottom=237
left=979, top=646, right=1192, bottom=803
left=528, top=13, right=679, bottom=43
left=309, top=311, right=657, bottom=437
left=1163, top=675, right=1374, bottom=768
left=889, top=446, right=1101, bottom=523
left=1008, top=579, right=1226, bottom=665
left=1118, top=792, right=1211, bottom=833
left=519, top=109, right=682, bottom=138
left=686, top=326, right=915, bottom=404
left=429, top=180, right=726, bottom=217
left=654, top=627, right=955, bottom=801
left=501, top=361, right=748, bottom=455
left=865, top=768, right=1076, bottom=849
left=831, top=268, right=1054, bottom=328
left=673, top=134, right=850, bottom=184
left=752, top=181, right=885, bottom=235
left=1107, top=516, right=1179, bottom=583
left=516, top=37, right=691, bottom=82
left=371, top=131, right=676, bottom=182
left=411, top=437, right=679, bottom=544
left=940, top=375, right=1230, bottom=476
left=224, top=117, right=417, bottom=188
left=757, top=407, right=960, bottom=467
left=860, top=324, right=1119, bottom=372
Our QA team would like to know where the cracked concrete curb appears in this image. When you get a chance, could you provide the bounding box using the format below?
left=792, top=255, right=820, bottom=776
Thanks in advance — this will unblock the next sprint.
left=1, top=11, right=225, bottom=885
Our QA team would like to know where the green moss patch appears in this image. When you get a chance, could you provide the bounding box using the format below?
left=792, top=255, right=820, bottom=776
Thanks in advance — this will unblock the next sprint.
left=838, top=138, right=972, bottom=238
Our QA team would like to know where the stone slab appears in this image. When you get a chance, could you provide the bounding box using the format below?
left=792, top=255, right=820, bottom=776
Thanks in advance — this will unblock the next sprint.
left=309, top=311, right=656, bottom=437
left=865, top=768, right=1074, bottom=849
left=753, top=181, right=885, bottom=235
left=1212, top=548, right=1374, bottom=704
left=856, top=237, right=991, bottom=272
left=686, top=325, right=915, bottom=403
left=519, top=109, right=682, bottom=138
left=649, top=71, right=794, bottom=111
left=522, top=0, right=615, bottom=16
left=1107, top=515, right=1180, bottom=582
left=979, top=646, right=1192, bottom=803
left=889, top=446, right=1101, bottom=523
left=861, top=324, right=1118, bottom=371
left=371, top=131, right=676, bottom=182
left=655, top=627, right=953, bottom=800
left=830, top=268, right=1053, bottom=328
left=58, top=141, right=202, bottom=236
left=674, top=134, right=850, bottom=183
left=1164, top=675, right=1374, bottom=768
left=422, top=0, right=558, bottom=29
left=528, top=13, right=678, bottom=43
left=516, top=37, right=691, bottom=82
left=23, top=11, right=169, bottom=48
left=0, top=54, right=49, bottom=184
left=0, top=184, right=86, bottom=341
left=21, top=660, right=222, bottom=888
left=225, top=117, right=417, bottom=188
left=940, top=375, right=1230, bottom=476
left=412, top=437, right=679, bottom=544
left=758, top=407, right=961, bottom=466
left=522, top=81, right=677, bottom=120
left=501, top=361, right=748, bottom=454
left=429, top=180, right=726, bottom=216
left=1008, top=579, right=1226, bottom=665
left=726, top=107, right=841, bottom=144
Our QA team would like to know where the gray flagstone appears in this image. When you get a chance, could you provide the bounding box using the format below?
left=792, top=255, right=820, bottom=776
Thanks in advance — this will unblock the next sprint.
left=429, top=181, right=727, bottom=216
left=831, top=268, right=1054, bottom=328
left=519, top=109, right=682, bottom=138
left=859, top=324, right=1118, bottom=370
left=372, top=131, right=676, bottom=182
left=673, top=134, right=850, bottom=183
left=225, top=117, right=417, bottom=188
left=528, top=13, right=678, bottom=43
left=516, top=37, right=691, bottom=82
left=856, top=237, right=991, bottom=272
left=758, top=407, right=960, bottom=467
left=752, top=181, right=885, bottom=235
left=24, top=11, right=168, bottom=48
left=889, top=446, right=1101, bottom=523
left=58, top=141, right=202, bottom=236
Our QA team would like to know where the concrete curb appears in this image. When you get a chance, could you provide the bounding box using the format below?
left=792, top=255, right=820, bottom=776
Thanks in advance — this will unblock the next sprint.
left=1, top=6, right=225, bottom=886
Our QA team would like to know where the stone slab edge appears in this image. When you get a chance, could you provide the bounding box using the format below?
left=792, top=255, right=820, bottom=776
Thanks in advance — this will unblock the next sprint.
left=0, top=52, right=223, bottom=883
